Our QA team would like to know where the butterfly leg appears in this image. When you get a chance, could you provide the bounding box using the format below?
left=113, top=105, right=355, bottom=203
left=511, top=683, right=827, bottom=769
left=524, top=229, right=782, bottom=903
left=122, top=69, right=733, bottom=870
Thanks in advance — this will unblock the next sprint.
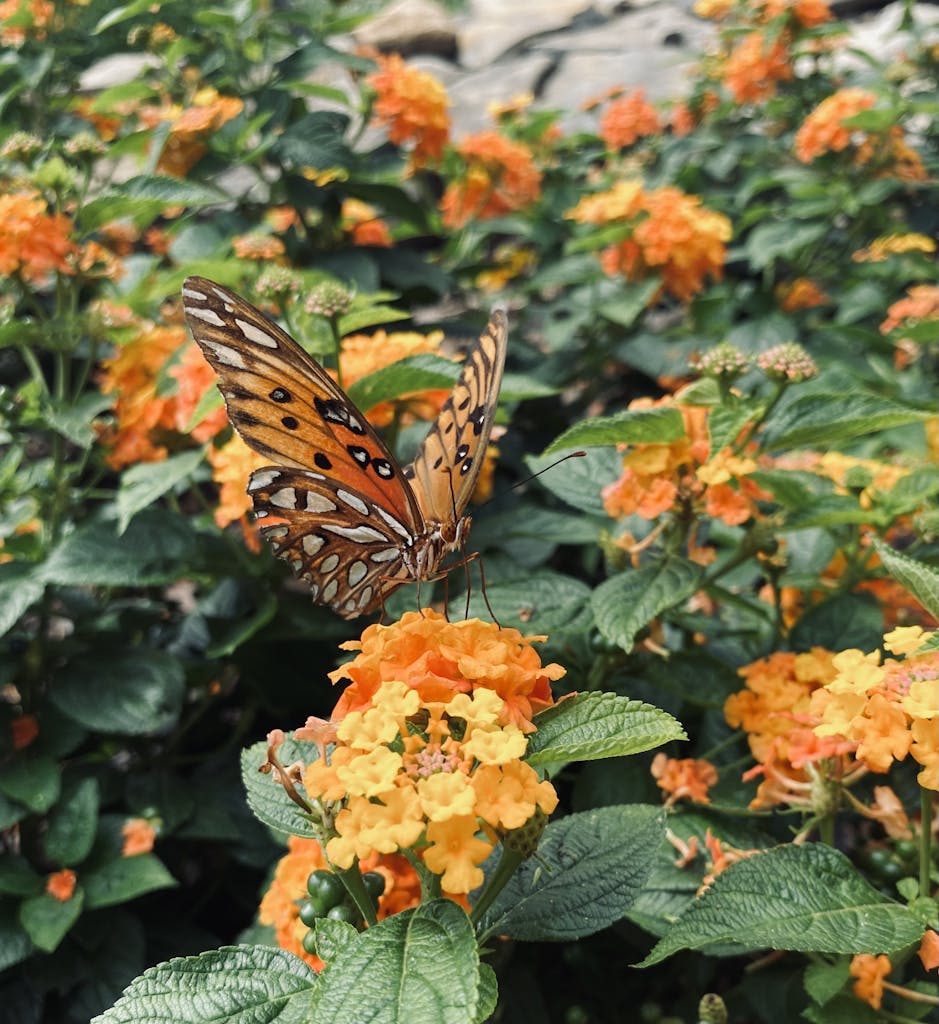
left=475, top=551, right=501, bottom=628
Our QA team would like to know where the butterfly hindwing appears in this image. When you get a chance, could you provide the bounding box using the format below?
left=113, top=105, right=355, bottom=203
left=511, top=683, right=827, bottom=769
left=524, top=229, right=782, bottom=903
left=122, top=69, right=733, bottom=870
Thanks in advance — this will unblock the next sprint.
left=182, top=276, right=424, bottom=529
left=406, top=308, right=508, bottom=524
left=249, top=466, right=412, bottom=618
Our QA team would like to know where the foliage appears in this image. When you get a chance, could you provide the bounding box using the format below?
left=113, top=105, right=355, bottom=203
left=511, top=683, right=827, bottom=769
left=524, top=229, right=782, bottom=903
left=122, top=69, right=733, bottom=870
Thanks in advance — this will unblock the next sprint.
left=0, top=0, right=937, bottom=1021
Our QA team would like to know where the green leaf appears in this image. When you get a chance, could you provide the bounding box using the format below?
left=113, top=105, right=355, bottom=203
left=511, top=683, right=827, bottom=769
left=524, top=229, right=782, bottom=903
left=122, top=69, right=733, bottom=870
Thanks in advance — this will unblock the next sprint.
left=19, top=888, right=84, bottom=952
left=543, top=407, right=685, bottom=455
left=83, top=854, right=176, bottom=909
left=346, top=354, right=459, bottom=412
left=0, top=755, right=60, bottom=813
left=205, top=590, right=279, bottom=658
left=45, top=777, right=99, bottom=865
left=597, top=280, right=662, bottom=328
left=336, top=304, right=411, bottom=335
left=870, top=540, right=939, bottom=619
left=765, top=393, right=933, bottom=450
left=0, top=562, right=45, bottom=637
left=639, top=844, right=926, bottom=966
left=592, top=560, right=703, bottom=653
left=708, top=403, right=756, bottom=454
left=80, top=176, right=225, bottom=230
left=116, top=448, right=206, bottom=533
left=789, top=594, right=885, bottom=653
left=308, top=900, right=478, bottom=1024
left=475, top=963, right=498, bottom=1024
left=804, top=960, right=851, bottom=1006
left=242, top=736, right=322, bottom=838
left=42, top=392, right=113, bottom=448
left=0, top=856, right=42, bottom=897
left=93, top=0, right=158, bottom=32
left=0, top=905, right=33, bottom=971
left=41, top=510, right=202, bottom=586
left=456, top=570, right=593, bottom=635
left=525, top=446, right=624, bottom=517
left=526, top=693, right=686, bottom=766
left=310, top=918, right=358, bottom=963
left=49, top=649, right=185, bottom=735
left=498, top=371, right=556, bottom=401
left=479, top=805, right=664, bottom=941
left=92, top=944, right=318, bottom=1024
left=743, top=220, right=827, bottom=269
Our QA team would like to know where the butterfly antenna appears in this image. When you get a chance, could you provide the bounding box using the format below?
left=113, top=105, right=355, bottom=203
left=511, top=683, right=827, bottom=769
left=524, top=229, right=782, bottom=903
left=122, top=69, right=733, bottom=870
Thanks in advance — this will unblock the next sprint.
left=474, top=450, right=588, bottom=512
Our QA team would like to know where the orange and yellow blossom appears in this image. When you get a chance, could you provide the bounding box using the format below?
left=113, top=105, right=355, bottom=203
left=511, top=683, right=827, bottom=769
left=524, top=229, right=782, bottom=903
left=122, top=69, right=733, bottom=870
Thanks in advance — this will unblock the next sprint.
left=170, top=343, right=229, bottom=442
left=305, top=678, right=558, bottom=895
left=776, top=277, right=829, bottom=311
left=0, top=191, right=75, bottom=283
left=328, top=609, right=563, bottom=733
left=599, top=89, right=660, bottom=149
left=880, top=285, right=939, bottom=335
left=259, top=835, right=423, bottom=970
left=440, top=132, right=542, bottom=230
left=0, top=0, right=54, bottom=45
left=367, top=53, right=450, bottom=168
left=794, top=88, right=876, bottom=162
left=341, top=198, right=392, bottom=248
left=206, top=437, right=268, bottom=546
left=850, top=954, right=892, bottom=1010
left=567, top=184, right=731, bottom=304
left=139, top=88, right=244, bottom=178
left=853, top=233, right=936, bottom=263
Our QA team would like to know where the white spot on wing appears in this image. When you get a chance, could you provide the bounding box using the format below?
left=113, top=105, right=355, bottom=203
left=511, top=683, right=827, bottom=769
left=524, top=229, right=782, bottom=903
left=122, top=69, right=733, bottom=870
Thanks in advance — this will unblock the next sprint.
left=200, top=339, right=247, bottom=368
left=348, top=561, right=367, bottom=585
left=370, top=547, right=401, bottom=563
left=323, top=524, right=389, bottom=543
left=322, top=579, right=339, bottom=603
left=358, top=586, right=373, bottom=607
left=249, top=469, right=281, bottom=490
left=336, top=489, right=370, bottom=516
left=305, top=492, right=337, bottom=513
left=235, top=317, right=278, bottom=349
left=270, top=487, right=298, bottom=509
left=182, top=286, right=208, bottom=300
left=302, top=535, right=325, bottom=555
left=320, top=553, right=340, bottom=573
left=186, top=306, right=225, bottom=327
left=374, top=506, right=411, bottom=539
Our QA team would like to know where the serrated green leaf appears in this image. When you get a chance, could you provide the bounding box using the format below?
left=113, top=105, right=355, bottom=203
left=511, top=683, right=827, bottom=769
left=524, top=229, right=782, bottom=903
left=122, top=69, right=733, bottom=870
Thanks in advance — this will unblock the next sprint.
left=498, top=371, right=556, bottom=401
left=478, top=805, right=664, bottom=942
left=765, top=393, right=933, bottom=450
left=42, top=392, right=113, bottom=448
left=92, top=944, right=318, bottom=1024
left=19, top=888, right=84, bottom=952
left=597, top=280, right=661, bottom=328
left=308, top=900, right=478, bottom=1024
left=526, top=693, right=685, bottom=766
left=311, top=918, right=358, bottom=963
left=870, top=540, right=939, bottom=619
left=804, top=960, right=851, bottom=1006
left=543, top=407, right=685, bottom=455
left=80, top=176, right=224, bottom=230
left=116, top=448, right=206, bottom=533
left=346, top=354, right=459, bottom=412
left=49, top=649, right=185, bottom=735
left=474, top=963, right=498, bottom=1024
left=0, top=755, right=60, bottom=812
left=0, top=856, right=43, bottom=897
left=455, top=570, right=592, bottom=635
left=242, top=736, right=323, bottom=838
left=525, top=446, right=624, bottom=517
left=83, top=854, right=176, bottom=909
left=336, top=305, right=411, bottom=335
left=708, top=403, right=756, bottom=454
left=639, top=844, right=926, bottom=966
left=45, top=777, right=99, bottom=865
left=0, top=905, right=33, bottom=971
left=592, top=560, right=703, bottom=653
left=744, top=220, right=827, bottom=269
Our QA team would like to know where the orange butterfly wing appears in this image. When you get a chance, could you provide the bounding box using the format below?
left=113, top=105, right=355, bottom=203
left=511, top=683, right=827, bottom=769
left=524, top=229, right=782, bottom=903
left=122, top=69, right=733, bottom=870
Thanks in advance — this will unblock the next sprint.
left=405, top=308, right=508, bottom=526
left=182, top=277, right=423, bottom=617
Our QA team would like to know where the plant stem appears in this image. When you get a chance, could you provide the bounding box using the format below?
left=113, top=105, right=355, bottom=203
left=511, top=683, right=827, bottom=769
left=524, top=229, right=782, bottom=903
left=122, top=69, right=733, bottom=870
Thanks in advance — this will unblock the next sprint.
left=470, top=846, right=524, bottom=933
left=338, top=865, right=379, bottom=928
left=919, top=788, right=933, bottom=900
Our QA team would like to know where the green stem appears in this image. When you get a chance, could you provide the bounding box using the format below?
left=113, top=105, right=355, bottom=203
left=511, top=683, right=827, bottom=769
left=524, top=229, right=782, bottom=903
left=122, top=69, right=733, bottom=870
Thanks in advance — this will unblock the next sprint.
left=818, top=812, right=835, bottom=847
left=919, top=788, right=933, bottom=900
left=470, top=846, right=524, bottom=933
left=338, top=865, right=379, bottom=928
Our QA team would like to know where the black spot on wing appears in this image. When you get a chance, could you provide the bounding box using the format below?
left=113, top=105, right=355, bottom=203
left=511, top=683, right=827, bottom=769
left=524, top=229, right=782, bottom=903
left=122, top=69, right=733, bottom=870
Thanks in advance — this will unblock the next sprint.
left=314, top=453, right=332, bottom=470
left=270, top=387, right=291, bottom=403
left=281, top=416, right=299, bottom=430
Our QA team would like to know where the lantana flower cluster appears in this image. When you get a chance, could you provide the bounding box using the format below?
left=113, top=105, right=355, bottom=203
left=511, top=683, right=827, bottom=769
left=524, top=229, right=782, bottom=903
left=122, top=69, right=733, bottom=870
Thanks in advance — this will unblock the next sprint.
left=566, top=181, right=732, bottom=303
left=296, top=612, right=562, bottom=899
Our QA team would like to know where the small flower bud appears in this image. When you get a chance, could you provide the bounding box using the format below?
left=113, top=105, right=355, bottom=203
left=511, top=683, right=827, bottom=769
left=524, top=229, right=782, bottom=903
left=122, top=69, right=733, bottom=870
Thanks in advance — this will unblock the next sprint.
left=757, top=342, right=817, bottom=382
left=501, top=806, right=549, bottom=859
left=690, top=341, right=750, bottom=379
left=304, top=281, right=354, bottom=317
left=1, top=131, right=42, bottom=162
left=64, top=132, right=107, bottom=159
left=254, top=266, right=301, bottom=301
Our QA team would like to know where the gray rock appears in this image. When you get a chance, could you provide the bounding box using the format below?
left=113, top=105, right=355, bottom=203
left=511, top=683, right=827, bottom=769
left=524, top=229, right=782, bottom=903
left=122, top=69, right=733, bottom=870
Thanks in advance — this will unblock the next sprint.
left=352, top=0, right=458, bottom=58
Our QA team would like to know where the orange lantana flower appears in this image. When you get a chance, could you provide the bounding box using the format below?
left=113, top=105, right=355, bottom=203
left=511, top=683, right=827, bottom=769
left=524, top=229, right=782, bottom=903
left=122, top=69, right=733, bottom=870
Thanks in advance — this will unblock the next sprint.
left=342, top=199, right=392, bottom=248
left=206, top=436, right=268, bottom=534
left=0, top=191, right=75, bottom=283
left=368, top=53, right=450, bottom=168
left=141, top=88, right=244, bottom=178
left=880, top=285, right=939, bottom=335
left=850, top=954, right=892, bottom=1009
left=259, top=835, right=422, bottom=970
left=0, top=0, right=53, bottom=45
left=794, top=87, right=876, bottom=162
left=651, top=753, right=718, bottom=806
left=776, top=277, right=829, bottom=312
left=328, top=608, right=563, bottom=734
left=121, top=818, right=157, bottom=856
left=722, top=30, right=793, bottom=104
left=599, top=89, right=660, bottom=149
left=170, top=343, right=229, bottom=442
left=11, top=714, right=38, bottom=750
left=46, top=868, right=77, bottom=901
left=440, top=132, right=542, bottom=230
left=232, top=234, right=285, bottom=261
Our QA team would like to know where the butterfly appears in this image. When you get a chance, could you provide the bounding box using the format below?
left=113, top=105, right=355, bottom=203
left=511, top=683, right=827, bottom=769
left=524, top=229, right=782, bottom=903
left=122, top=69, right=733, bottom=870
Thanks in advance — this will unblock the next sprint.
left=182, top=276, right=507, bottom=619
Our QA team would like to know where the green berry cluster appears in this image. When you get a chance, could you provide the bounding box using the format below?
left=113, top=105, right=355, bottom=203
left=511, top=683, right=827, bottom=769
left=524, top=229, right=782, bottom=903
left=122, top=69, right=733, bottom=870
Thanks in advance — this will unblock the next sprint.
left=298, top=870, right=386, bottom=955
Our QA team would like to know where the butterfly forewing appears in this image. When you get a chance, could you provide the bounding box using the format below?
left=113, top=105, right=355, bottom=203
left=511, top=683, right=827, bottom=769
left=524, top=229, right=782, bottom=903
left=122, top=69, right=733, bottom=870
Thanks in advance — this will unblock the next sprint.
left=249, top=466, right=412, bottom=618
left=182, top=276, right=424, bottom=528
left=406, top=308, right=508, bottom=525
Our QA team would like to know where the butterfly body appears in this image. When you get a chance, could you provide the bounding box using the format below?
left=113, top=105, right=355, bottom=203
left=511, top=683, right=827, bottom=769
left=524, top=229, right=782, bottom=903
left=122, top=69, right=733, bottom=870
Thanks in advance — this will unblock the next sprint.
left=182, top=276, right=506, bottom=619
